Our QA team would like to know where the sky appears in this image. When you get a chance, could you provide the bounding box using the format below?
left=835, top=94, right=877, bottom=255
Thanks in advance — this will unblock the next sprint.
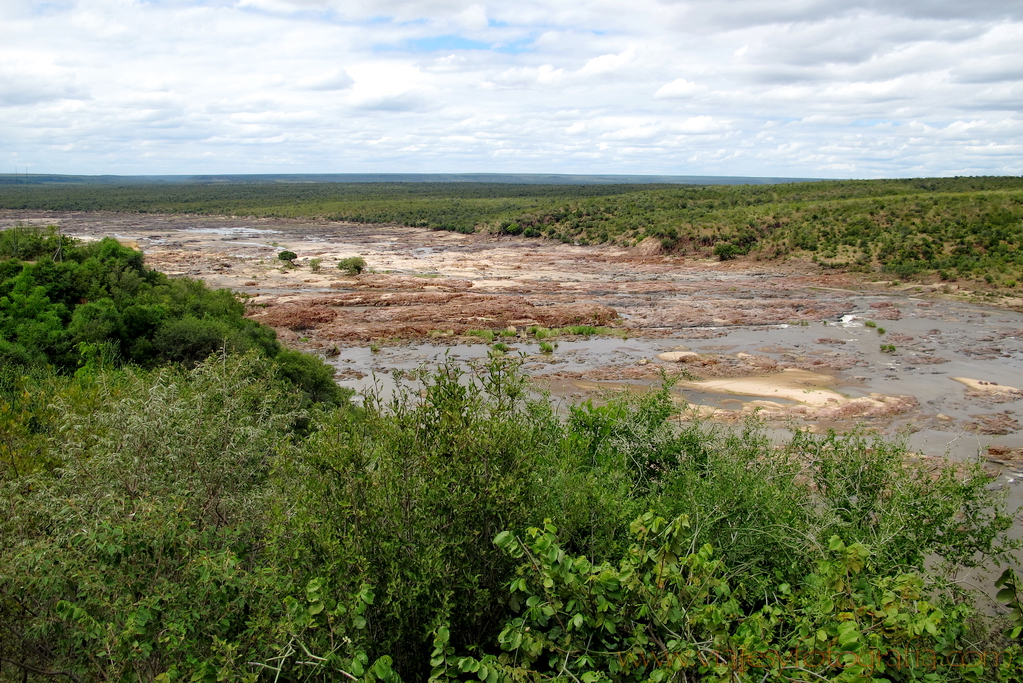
left=2, top=0, right=1022, bottom=178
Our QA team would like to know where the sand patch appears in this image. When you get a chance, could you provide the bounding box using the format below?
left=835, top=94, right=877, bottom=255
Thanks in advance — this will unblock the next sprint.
left=657, top=351, right=699, bottom=362
left=671, top=368, right=917, bottom=423
left=952, top=377, right=1023, bottom=399
left=678, top=368, right=845, bottom=406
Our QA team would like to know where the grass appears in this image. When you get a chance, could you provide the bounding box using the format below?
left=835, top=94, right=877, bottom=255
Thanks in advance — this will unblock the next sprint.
left=526, top=325, right=619, bottom=339
left=428, top=329, right=454, bottom=339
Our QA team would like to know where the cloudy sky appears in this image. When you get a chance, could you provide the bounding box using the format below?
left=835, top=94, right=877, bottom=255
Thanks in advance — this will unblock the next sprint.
left=2, top=0, right=1021, bottom=178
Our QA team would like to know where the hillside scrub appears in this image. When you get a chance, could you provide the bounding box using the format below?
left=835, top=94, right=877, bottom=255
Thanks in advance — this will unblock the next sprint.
left=0, top=226, right=342, bottom=406
left=0, top=351, right=1017, bottom=682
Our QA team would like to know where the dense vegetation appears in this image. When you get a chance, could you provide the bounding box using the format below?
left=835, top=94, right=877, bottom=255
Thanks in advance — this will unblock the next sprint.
left=2, top=349, right=1020, bottom=682
left=2, top=228, right=1022, bottom=681
left=0, top=182, right=655, bottom=233
left=501, top=177, right=1023, bottom=287
left=2, top=176, right=1022, bottom=288
left=0, top=226, right=342, bottom=405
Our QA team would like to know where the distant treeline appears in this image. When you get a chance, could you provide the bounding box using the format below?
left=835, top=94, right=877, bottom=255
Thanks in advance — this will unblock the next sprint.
left=2, top=176, right=1022, bottom=286
left=0, top=172, right=817, bottom=186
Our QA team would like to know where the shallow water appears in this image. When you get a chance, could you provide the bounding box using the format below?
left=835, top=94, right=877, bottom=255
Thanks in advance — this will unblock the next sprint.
left=328, top=291, right=1023, bottom=458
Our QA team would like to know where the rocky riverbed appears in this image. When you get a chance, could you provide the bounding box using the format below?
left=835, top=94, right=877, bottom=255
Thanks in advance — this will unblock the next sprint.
left=5, top=210, right=1022, bottom=470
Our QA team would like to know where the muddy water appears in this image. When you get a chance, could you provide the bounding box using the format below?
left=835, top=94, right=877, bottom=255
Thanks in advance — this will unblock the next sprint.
left=331, top=294, right=1023, bottom=458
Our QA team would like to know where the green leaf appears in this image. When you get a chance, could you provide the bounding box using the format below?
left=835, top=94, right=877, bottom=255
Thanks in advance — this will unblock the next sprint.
left=373, top=656, right=394, bottom=681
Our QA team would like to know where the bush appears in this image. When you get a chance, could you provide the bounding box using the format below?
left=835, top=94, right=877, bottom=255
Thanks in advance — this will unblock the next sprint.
left=274, top=347, right=348, bottom=406
left=278, top=359, right=564, bottom=677
left=0, top=360, right=1015, bottom=681
left=435, top=516, right=978, bottom=683
left=278, top=250, right=298, bottom=265
left=714, top=241, right=741, bottom=260
left=338, top=255, right=366, bottom=275
left=0, top=355, right=308, bottom=681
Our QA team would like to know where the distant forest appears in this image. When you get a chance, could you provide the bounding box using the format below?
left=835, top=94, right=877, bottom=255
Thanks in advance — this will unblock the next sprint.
left=1, top=175, right=1022, bottom=288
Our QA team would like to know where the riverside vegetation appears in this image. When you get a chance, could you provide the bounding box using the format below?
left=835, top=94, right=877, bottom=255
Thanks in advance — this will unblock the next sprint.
left=1, top=226, right=1023, bottom=681
left=2, top=176, right=1022, bottom=290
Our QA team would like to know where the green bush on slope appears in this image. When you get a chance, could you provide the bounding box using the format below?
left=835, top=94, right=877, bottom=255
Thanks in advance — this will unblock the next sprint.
left=0, top=226, right=342, bottom=406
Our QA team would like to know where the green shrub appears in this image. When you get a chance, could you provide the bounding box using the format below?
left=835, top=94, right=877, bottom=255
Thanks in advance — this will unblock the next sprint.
left=278, top=250, right=298, bottom=265
left=0, top=355, right=308, bottom=681
left=309, top=257, right=323, bottom=272
left=279, top=359, right=564, bottom=677
left=0, top=357, right=1014, bottom=681
left=338, top=255, right=367, bottom=275
left=434, top=516, right=978, bottom=683
left=714, top=241, right=741, bottom=260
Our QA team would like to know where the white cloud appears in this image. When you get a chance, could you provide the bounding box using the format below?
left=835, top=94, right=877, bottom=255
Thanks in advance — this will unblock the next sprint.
left=654, top=78, right=704, bottom=99
left=578, top=47, right=636, bottom=76
left=0, top=0, right=1019, bottom=176
left=296, top=70, right=355, bottom=91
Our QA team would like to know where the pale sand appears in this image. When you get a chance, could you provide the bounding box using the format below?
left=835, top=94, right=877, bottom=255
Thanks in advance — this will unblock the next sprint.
left=951, top=377, right=1022, bottom=395
left=678, top=368, right=847, bottom=406
left=657, top=351, right=699, bottom=362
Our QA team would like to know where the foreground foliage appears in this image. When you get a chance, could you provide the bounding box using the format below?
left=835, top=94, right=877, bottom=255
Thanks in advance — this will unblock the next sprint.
left=0, top=349, right=1017, bottom=682
left=433, top=517, right=982, bottom=683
